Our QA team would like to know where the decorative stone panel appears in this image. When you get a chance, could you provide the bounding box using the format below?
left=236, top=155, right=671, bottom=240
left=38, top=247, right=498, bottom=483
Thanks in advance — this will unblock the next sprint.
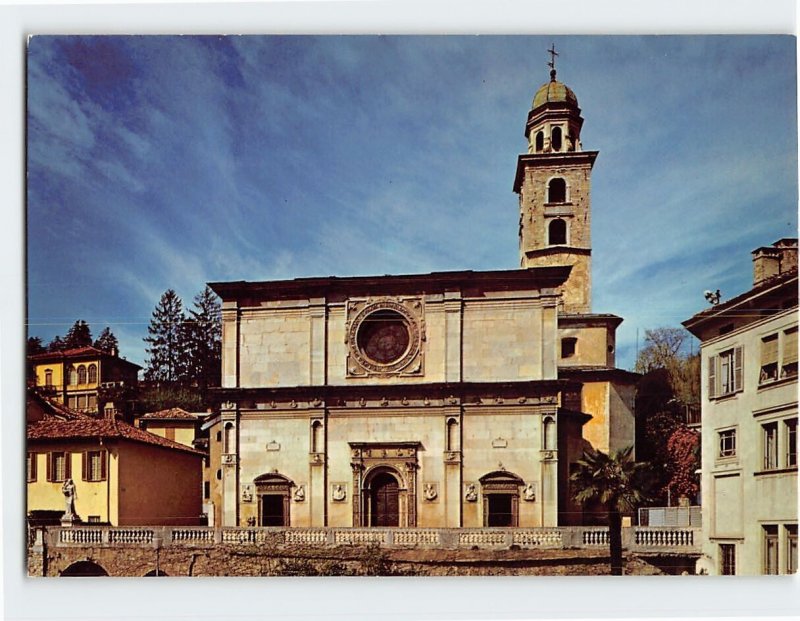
left=345, top=297, right=425, bottom=377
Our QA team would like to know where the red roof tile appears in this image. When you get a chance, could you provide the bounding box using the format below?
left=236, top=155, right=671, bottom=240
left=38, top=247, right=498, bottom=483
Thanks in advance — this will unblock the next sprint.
left=27, top=407, right=205, bottom=457
left=28, top=346, right=142, bottom=368
left=140, top=407, right=201, bottom=420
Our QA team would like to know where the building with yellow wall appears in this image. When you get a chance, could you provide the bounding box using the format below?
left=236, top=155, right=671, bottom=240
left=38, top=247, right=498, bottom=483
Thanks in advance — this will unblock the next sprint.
left=27, top=391, right=205, bottom=526
left=29, top=346, right=140, bottom=418
left=137, top=407, right=205, bottom=448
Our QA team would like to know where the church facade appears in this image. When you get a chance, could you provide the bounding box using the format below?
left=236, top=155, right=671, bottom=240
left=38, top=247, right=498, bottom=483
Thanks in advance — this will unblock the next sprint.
left=207, top=65, right=637, bottom=530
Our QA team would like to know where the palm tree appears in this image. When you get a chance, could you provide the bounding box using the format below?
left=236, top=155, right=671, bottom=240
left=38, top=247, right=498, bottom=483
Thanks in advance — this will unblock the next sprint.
left=570, top=446, right=652, bottom=575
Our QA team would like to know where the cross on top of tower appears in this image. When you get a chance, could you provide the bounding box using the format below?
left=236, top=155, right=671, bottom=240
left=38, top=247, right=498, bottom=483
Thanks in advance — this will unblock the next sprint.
left=547, top=44, right=559, bottom=81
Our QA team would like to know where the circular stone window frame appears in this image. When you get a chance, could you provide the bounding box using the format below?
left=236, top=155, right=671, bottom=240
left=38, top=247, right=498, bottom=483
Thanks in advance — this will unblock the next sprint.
left=347, top=300, right=423, bottom=375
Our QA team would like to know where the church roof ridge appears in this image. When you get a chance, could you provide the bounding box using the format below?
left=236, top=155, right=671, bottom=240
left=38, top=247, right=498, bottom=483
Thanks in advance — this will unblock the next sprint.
left=209, top=266, right=573, bottom=299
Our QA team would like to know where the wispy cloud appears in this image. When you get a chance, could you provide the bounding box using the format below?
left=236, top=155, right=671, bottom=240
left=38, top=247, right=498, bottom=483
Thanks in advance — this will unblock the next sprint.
left=27, top=36, right=797, bottom=370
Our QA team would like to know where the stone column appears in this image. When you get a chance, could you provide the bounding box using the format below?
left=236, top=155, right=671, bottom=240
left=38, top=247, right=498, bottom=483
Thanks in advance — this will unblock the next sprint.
left=309, top=413, right=327, bottom=527
left=308, top=298, right=327, bottom=386
left=220, top=402, right=239, bottom=527
left=442, top=406, right=462, bottom=527
left=443, top=292, right=462, bottom=382
left=221, top=302, right=239, bottom=388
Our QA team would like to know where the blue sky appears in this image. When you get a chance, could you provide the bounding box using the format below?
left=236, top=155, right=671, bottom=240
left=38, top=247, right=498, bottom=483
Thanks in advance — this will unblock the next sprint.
left=26, top=35, right=797, bottom=370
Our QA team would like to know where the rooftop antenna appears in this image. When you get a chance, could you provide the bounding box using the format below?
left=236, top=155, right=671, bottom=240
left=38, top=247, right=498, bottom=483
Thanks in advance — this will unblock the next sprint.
left=547, top=43, right=559, bottom=81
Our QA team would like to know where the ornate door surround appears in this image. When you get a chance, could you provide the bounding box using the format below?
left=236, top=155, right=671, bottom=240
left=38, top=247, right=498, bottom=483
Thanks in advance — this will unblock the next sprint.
left=349, top=442, right=420, bottom=527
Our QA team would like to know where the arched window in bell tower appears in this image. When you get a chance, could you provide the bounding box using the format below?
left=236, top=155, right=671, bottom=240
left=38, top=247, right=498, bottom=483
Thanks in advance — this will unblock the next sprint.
left=551, top=126, right=563, bottom=152
left=547, top=178, right=567, bottom=203
left=548, top=219, right=567, bottom=245
left=535, top=131, right=544, bottom=152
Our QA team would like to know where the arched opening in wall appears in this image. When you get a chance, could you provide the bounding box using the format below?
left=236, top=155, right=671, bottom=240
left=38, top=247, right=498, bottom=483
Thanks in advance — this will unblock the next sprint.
left=535, top=131, right=544, bottom=152
left=60, top=560, right=109, bottom=577
left=223, top=422, right=234, bottom=454
left=68, top=366, right=77, bottom=386
left=44, top=369, right=53, bottom=387
left=446, top=418, right=459, bottom=452
left=87, top=364, right=97, bottom=384
left=77, top=365, right=87, bottom=385
left=144, top=569, right=168, bottom=576
left=254, top=472, right=293, bottom=527
left=551, top=126, right=563, bottom=152
left=311, top=420, right=323, bottom=453
left=364, top=468, right=403, bottom=527
left=543, top=416, right=557, bottom=451
left=547, top=178, right=567, bottom=203
left=548, top=219, right=567, bottom=245
left=479, top=470, right=523, bottom=527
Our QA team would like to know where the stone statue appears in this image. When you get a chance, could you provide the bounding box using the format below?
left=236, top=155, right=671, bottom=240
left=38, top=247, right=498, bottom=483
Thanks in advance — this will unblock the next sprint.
left=62, top=478, right=77, bottom=518
left=523, top=484, right=536, bottom=502
left=424, top=483, right=437, bottom=501
left=332, top=484, right=346, bottom=502
left=465, top=484, right=477, bottom=502
left=241, top=485, right=253, bottom=503
left=294, top=485, right=305, bottom=502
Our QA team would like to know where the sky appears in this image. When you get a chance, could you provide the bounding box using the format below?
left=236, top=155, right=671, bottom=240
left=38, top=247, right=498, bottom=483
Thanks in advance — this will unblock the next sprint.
left=26, top=35, right=798, bottom=371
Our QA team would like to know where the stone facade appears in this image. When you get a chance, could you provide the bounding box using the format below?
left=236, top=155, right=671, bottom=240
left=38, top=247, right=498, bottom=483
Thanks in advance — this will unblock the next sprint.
left=684, top=239, right=798, bottom=575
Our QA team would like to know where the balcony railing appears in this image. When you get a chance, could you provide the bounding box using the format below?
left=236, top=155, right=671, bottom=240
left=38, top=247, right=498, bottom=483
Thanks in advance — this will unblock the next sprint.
left=41, top=525, right=701, bottom=554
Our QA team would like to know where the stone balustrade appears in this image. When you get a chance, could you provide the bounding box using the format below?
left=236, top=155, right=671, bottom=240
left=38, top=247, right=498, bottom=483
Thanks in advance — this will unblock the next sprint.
left=43, top=525, right=701, bottom=553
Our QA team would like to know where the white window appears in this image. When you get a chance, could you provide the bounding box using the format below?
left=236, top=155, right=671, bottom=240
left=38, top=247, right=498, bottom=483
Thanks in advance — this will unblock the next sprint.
left=760, top=334, right=779, bottom=384
left=759, top=329, right=798, bottom=385
left=782, top=328, right=798, bottom=379
left=27, top=452, right=37, bottom=482
left=763, top=422, right=779, bottom=470
left=787, top=419, right=797, bottom=468
left=719, top=543, right=736, bottom=575
left=83, top=450, right=106, bottom=482
left=48, top=451, right=70, bottom=482
left=718, top=429, right=736, bottom=459
left=708, top=346, right=743, bottom=398
left=764, top=525, right=779, bottom=575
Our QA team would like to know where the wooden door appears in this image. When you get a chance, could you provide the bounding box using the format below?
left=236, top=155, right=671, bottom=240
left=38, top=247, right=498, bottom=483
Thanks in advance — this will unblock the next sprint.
left=260, top=494, right=286, bottom=526
left=370, top=473, right=399, bottom=527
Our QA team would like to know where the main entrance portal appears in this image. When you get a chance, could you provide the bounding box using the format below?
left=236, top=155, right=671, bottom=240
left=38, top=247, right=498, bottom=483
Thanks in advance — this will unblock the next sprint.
left=369, top=472, right=400, bottom=527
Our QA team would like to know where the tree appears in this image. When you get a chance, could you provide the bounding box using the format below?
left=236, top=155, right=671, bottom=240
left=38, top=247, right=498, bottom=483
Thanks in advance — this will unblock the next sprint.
left=94, top=327, right=119, bottom=354
left=664, top=426, right=701, bottom=501
left=27, top=336, right=46, bottom=356
left=47, top=335, right=66, bottom=352
left=63, top=320, right=93, bottom=349
left=570, top=446, right=652, bottom=575
left=143, top=289, right=188, bottom=384
left=635, top=327, right=700, bottom=404
left=634, top=327, right=701, bottom=505
left=185, top=286, right=222, bottom=398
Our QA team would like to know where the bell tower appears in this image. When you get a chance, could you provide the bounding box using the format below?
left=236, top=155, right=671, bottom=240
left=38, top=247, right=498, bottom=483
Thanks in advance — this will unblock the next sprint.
left=513, top=48, right=597, bottom=314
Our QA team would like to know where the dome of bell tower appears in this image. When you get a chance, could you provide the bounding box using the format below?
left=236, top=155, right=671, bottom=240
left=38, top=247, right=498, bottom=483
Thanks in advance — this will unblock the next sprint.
left=532, top=70, right=579, bottom=110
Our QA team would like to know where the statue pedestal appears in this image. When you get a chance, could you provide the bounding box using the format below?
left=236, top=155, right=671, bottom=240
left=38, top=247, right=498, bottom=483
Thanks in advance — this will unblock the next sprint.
left=60, top=514, right=82, bottom=527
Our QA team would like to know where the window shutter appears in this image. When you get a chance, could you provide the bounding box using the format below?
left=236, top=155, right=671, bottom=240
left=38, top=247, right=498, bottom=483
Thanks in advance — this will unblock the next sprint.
left=100, top=451, right=107, bottom=480
left=734, top=346, right=744, bottom=392
left=65, top=452, right=72, bottom=480
left=761, top=336, right=779, bottom=365
left=708, top=355, right=716, bottom=399
left=46, top=452, right=52, bottom=482
left=82, top=452, right=88, bottom=481
left=784, top=329, right=798, bottom=365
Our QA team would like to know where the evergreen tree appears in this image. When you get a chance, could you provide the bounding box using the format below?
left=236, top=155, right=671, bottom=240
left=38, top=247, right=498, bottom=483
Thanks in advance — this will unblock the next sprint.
left=64, top=320, right=93, bottom=349
left=27, top=336, right=46, bottom=356
left=185, top=286, right=222, bottom=395
left=47, top=335, right=67, bottom=352
left=143, top=289, right=188, bottom=384
left=94, top=326, right=119, bottom=354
